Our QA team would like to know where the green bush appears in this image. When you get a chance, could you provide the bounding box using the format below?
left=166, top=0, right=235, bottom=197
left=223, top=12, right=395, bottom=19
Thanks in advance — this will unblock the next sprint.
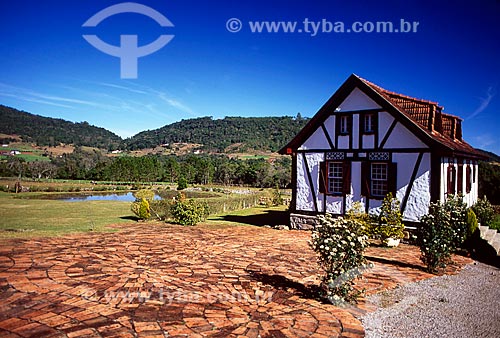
left=310, top=215, right=369, bottom=305
left=472, top=196, right=495, bottom=227
left=346, top=202, right=374, bottom=238
left=177, top=177, right=187, bottom=191
left=171, top=193, right=209, bottom=226
left=375, top=193, right=404, bottom=245
left=149, top=200, right=172, bottom=220
left=131, top=198, right=151, bottom=220
left=417, top=195, right=467, bottom=273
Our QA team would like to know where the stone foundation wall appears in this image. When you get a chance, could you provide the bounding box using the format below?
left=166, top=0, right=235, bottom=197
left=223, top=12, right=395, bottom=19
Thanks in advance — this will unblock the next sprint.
left=289, top=213, right=319, bottom=230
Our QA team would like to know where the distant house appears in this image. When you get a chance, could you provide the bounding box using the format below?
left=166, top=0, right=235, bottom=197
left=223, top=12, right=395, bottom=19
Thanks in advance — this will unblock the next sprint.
left=279, top=74, right=484, bottom=229
left=9, top=150, right=21, bottom=155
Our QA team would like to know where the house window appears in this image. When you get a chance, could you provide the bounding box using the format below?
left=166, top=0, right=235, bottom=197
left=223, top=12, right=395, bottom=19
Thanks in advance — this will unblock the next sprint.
left=466, top=165, right=472, bottom=193
left=319, top=161, right=351, bottom=196
left=364, top=114, right=374, bottom=133
left=337, top=115, right=352, bottom=135
left=371, top=163, right=388, bottom=197
left=327, top=162, right=343, bottom=195
left=447, top=164, right=456, bottom=195
left=361, top=161, right=396, bottom=199
left=457, top=164, right=463, bottom=194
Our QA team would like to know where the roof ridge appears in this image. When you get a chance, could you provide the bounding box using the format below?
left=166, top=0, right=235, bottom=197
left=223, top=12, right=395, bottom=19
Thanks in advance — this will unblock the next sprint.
left=356, top=75, right=441, bottom=107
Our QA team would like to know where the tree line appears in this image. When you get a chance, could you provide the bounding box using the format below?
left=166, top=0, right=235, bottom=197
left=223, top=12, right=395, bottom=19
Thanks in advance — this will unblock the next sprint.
left=0, top=147, right=292, bottom=188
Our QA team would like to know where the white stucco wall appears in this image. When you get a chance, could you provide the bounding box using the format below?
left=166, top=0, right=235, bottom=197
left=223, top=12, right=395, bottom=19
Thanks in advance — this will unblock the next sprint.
left=366, top=153, right=431, bottom=222
left=395, top=153, right=431, bottom=221
left=306, top=153, right=325, bottom=212
left=338, top=136, right=349, bottom=149
left=362, top=135, right=375, bottom=148
left=338, top=87, right=381, bottom=111
left=326, top=196, right=343, bottom=214
left=300, top=128, right=327, bottom=150
left=378, top=111, right=394, bottom=147
left=296, top=153, right=314, bottom=211
left=383, top=122, right=428, bottom=149
left=324, top=115, right=336, bottom=140
left=295, top=152, right=324, bottom=212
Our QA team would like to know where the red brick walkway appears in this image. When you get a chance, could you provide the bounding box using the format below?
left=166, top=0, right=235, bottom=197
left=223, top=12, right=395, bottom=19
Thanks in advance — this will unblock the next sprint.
left=0, top=224, right=471, bottom=337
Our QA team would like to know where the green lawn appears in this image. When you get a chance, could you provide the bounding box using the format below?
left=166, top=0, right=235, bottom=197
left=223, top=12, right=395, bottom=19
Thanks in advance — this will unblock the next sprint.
left=0, top=192, right=135, bottom=238
left=0, top=191, right=290, bottom=238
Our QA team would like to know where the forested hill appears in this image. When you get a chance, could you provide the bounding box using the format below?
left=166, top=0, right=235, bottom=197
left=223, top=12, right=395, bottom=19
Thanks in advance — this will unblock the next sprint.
left=125, top=116, right=310, bottom=152
left=0, top=105, right=123, bottom=150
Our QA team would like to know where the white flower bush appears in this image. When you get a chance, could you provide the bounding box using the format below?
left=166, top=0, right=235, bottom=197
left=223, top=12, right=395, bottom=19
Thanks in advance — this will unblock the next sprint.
left=310, top=214, right=369, bottom=305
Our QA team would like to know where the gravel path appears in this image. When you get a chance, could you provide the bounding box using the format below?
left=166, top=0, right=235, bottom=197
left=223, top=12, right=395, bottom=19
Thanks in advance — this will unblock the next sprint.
left=362, top=261, right=500, bottom=338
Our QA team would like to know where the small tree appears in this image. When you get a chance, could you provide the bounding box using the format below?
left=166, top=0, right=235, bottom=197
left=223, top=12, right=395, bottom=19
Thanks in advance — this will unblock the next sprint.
left=177, top=177, right=188, bottom=190
left=170, top=193, right=209, bottom=226
left=375, top=193, right=404, bottom=246
left=310, top=215, right=369, bottom=305
left=271, top=185, right=284, bottom=206
left=131, top=198, right=151, bottom=220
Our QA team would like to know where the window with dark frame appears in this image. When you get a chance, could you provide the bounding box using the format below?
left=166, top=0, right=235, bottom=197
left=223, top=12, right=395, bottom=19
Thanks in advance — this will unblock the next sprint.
left=466, top=165, right=472, bottom=193
left=319, top=160, right=350, bottom=196
left=340, top=115, right=349, bottom=134
left=457, top=163, right=463, bottom=194
left=327, top=162, right=343, bottom=195
left=364, top=114, right=374, bottom=133
left=370, top=162, right=388, bottom=197
left=447, top=164, right=456, bottom=195
left=361, top=159, right=396, bottom=199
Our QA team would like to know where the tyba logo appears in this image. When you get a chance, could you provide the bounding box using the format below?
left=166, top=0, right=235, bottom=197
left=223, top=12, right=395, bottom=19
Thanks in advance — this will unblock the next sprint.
left=82, top=2, right=174, bottom=79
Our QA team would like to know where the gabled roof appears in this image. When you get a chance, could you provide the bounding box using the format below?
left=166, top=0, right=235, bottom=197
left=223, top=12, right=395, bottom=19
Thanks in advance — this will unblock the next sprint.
left=279, top=74, right=484, bottom=159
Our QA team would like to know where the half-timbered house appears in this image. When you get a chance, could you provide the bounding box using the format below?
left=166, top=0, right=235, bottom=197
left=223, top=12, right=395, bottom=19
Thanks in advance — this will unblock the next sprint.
left=279, top=74, right=484, bottom=229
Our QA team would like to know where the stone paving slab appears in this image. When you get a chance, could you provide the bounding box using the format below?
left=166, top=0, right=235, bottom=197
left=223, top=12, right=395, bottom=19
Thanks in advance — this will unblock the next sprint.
left=0, top=224, right=471, bottom=337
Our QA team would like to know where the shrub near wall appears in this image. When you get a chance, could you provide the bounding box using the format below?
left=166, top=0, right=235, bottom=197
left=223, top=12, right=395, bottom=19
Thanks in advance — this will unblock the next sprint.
left=418, top=195, right=467, bottom=273
left=310, top=215, right=369, bottom=305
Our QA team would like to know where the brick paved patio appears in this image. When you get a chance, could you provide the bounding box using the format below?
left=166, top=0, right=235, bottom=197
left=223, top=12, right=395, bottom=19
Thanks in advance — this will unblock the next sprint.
left=0, top=224, right=471, bottom=337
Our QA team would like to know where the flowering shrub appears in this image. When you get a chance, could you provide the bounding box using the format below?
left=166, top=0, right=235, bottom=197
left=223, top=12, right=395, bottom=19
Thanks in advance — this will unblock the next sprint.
left=417, top=195, right=467, bottom=273
left=472, top=196, right=494, bottom=227
left=310, top=215, right=369, bottom=305
left=170, top=193, right=209, bottom=226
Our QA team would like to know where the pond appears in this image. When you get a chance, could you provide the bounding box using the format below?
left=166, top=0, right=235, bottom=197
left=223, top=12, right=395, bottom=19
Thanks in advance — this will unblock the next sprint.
left=57, top=192, right=162, bottom=202
left=29, top=190, right=221, bottom=202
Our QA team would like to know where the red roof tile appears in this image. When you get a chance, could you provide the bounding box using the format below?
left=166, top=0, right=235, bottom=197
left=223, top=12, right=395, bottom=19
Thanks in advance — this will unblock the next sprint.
left=356, top=75, right=481, bottom=158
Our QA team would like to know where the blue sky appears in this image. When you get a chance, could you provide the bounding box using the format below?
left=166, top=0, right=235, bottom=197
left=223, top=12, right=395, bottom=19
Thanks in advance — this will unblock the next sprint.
left=0, top=0, right=499, bottom=154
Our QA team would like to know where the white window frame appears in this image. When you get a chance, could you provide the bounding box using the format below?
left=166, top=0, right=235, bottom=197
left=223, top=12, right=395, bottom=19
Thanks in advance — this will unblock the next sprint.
left=371, top=162, right=388, bottom=197
left=327, top=161, right=343, bottom=195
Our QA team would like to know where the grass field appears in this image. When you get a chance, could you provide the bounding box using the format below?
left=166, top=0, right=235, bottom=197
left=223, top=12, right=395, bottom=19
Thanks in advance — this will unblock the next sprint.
left=0, top=142, right=50, bottom=162
left=0, top=192, right=135, bottom=238
left=0, top=190, right=289, bottom=239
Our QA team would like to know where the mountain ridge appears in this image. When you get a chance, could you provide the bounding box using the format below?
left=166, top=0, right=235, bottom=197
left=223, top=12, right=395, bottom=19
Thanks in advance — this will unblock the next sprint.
left=1, top=104, right=499, bottom=161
